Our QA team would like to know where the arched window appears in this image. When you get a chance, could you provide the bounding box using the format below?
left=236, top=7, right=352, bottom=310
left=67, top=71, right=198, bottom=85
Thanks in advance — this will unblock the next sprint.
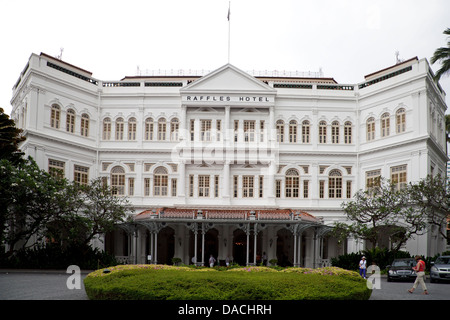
left=158, top=118, right=167, bottom=141
left=154, top=166, right=168, bottom=196
left=128, top=117, right=137, bottom=140
left=66, top=109, right=75, bottom=133
left=289, top=120, right=297, bottom=143
left=381, top=112, right=390, bottom=137
left=396, top=108, right=406, bottom=133
left=331, top=121, right=339, bottom=144
left=344, top=121, right=352, bottom=144
left=366, top=117, right=375, bottom=141
left=285, top=168, right=299, bottom=198
left=81, top=113, right=89, bottom=137
left=51, top=104, right=60, bottom=129
left=302, top=120, right=310, bottom=143
left=171, top=118, right=179, bottom=141
left=276, top=120, right=284, bottom=142
left=328, top=169, right=342, bottom=198
left=103, top=117, right=111, bottom=140
left=111, top=166, right=125, bottom=195
left=116, top=117, right=124, bottom=140
left=319, top=120, right=327, bottom=144
left=145, top=118, right=154, bottom=140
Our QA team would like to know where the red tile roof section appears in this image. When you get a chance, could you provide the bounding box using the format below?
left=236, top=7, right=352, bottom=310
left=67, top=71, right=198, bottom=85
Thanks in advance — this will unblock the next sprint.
left=135, top=208, right=319, bottom=222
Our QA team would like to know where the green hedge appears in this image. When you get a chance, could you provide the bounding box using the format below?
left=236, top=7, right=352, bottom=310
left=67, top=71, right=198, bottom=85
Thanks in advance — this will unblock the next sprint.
left=84, top=265, right=371, bottom=300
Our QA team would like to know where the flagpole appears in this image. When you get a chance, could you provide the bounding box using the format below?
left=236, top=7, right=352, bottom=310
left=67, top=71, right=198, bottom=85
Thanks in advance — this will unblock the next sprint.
left=228, top=1, right=231, bottom=63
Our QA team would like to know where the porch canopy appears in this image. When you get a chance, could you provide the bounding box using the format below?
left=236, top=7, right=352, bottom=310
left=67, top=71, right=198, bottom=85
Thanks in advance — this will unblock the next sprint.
left=119, top=207, right=332, bottom=267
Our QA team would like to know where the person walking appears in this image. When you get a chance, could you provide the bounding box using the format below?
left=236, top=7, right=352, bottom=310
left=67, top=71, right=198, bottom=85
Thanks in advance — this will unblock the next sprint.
left=408, top=255, right=429, bottom=295
left=209, top=255, right=216, bottom=268
left=359, top=256, right=367, bottom=279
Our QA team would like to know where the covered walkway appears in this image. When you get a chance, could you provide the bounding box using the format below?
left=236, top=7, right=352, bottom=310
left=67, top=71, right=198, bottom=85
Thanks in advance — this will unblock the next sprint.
left=107, top=208, right=336, bottom=268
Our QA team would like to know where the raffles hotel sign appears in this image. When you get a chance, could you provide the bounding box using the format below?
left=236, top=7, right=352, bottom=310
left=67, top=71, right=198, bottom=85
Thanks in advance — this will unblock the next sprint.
left=182, top=94, right=275, bottom=104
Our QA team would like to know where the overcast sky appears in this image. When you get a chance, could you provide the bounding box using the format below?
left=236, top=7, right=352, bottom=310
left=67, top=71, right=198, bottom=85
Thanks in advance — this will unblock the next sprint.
left=1, top=0, right=449, bottom=115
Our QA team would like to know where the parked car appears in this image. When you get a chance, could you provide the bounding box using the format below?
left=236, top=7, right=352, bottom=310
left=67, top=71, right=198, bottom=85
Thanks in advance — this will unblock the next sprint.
left=387, top=258, right=416, bottom=282
left=430, top=255, right=450, bottom=283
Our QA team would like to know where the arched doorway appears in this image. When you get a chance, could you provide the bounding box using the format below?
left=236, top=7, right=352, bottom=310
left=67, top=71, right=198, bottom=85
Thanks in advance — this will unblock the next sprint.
left=157, top=226, right=175, bottom=265
left=188, top=226, right=219, bottom=265
left=205, top=228, right=219, bottom=264
left=233, top=229, right=247, bottom=266
left=277, top=228, right=293, bottom=267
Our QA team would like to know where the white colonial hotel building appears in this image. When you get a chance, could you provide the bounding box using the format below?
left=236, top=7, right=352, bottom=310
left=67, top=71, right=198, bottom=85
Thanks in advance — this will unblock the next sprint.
left=10, top=53, right=448, bottom=267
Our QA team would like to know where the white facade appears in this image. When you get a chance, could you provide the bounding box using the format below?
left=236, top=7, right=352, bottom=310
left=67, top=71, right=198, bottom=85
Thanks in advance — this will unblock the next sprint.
left=10, top=53, right=448, bottom=266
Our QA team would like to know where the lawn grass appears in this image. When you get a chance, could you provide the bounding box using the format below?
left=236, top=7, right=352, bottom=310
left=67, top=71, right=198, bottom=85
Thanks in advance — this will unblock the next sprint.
left=84, top=265, right=371, bottom=300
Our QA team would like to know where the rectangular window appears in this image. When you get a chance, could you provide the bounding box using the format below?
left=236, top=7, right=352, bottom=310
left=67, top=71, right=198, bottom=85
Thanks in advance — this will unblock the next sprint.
left=144, top=178, right=150, bottom=196
left=74, top=165, right=89, bottom=185
left=329, top=176, right=342, bottom=198
left=260, top=121, right=265, bottom=142
left=303, top=180, right=309, bottom=198
left=302, top=123, right=310, bottom=143
left=234, top=120, right=239, bottom=142
left=128, top=178, right=134, bottom=196
left=244, top=120, right=255, bottom=142
left=214, top=175, right=219, bottom=197
left=319, top=180, right=325, bottom=198
left=242, top=176, right=254, bottom=198
left=128, top=121, right=136, bottom=140
left=189, top=175, right=194, bottom=197
left=259, top=175, right=264, bottom=198
left=145, top=120, right=153, bottom=140
left=198, top=175, right=210, bottom=197
left=216, top=120, right=221, bottom=141
left=346, top=180, right=352, bottom=198
left=116, top=121, right=124, bottom=140
left=190, top=119, right=195, bottom=141
left=289, top=122, right=297, bottom=143
left=103, top=120, right=111, bottom=140
left=366, top=169, right=381, bottom=194
left=285, top=176, right=299, bottom=198
left=276, top=180, right=281, bottom=198
left=233, top=175, right=238, bottom=198
left=201, top=120, right=212, bottom=141
left=391, top=165, right=407, bottom=191
left=49, top=159, right=65, bottom=178
left=81, top=115, right=89, bottom=137
left=172, top=179, right=177, bottom=197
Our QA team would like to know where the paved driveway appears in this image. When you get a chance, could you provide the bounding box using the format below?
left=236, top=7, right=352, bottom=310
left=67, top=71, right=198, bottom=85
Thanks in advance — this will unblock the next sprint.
left=369, top=276, right=450, bottom=300
left=1, top=270, right=449, bottom=300
left=0, top=270, right=89, bottom=300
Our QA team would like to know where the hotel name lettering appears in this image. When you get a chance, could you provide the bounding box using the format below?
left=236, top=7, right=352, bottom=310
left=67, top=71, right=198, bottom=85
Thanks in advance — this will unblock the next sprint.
left=184, top=95, right=273, bottom=103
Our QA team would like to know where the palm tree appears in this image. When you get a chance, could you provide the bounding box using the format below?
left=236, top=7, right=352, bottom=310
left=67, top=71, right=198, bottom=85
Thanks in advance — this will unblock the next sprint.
left=431, top=28, right=450, bottom=81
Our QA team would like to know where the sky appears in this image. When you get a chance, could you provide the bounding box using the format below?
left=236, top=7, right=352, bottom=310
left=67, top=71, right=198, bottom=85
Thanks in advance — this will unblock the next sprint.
left=1, top=0, right=449, bottom=115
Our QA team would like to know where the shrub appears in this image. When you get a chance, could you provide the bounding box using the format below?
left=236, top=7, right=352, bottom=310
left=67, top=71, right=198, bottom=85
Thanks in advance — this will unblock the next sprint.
left=331, top=248, right=411, bottom=271
left=0, top=243, right=119, bottom=269
left=84, top=265, right=371, bottom=300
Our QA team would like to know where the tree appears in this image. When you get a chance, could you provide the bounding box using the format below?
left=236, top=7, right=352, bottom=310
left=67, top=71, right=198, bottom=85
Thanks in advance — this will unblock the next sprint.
left=431, top=28, right=450, bottom=81
left=0, top=157, right=71, bottom=256
left=0, top=108, right=25, bottom=164
left=335, top=178, right=426, bottom=251
left=407, top=174, right=449, bottom=243
left=47, top=178, right=132, bottom=248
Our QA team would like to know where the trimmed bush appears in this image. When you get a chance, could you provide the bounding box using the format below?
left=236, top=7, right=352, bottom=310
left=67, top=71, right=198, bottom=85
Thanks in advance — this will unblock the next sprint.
left=84, top=265, right=371, bottom=300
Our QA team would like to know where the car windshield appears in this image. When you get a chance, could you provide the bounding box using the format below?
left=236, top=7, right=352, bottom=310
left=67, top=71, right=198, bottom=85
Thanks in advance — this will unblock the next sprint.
left=392, top=260, right=414, bottom=267
left=434, top=257, right=450, bottom=265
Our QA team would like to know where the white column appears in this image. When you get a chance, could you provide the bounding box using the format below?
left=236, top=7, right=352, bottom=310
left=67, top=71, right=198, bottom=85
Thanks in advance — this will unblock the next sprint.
left=178, top=161, right=185, bottom=197
left=180, top=105, right=187, bottom=141
left=223, top=161, right=230, bottom=198
left=269, top=105, right=275, bottom=142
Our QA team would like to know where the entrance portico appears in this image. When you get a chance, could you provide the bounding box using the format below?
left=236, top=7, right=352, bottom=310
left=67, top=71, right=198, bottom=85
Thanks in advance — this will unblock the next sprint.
left=112, top=208, right=335, bottom=268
